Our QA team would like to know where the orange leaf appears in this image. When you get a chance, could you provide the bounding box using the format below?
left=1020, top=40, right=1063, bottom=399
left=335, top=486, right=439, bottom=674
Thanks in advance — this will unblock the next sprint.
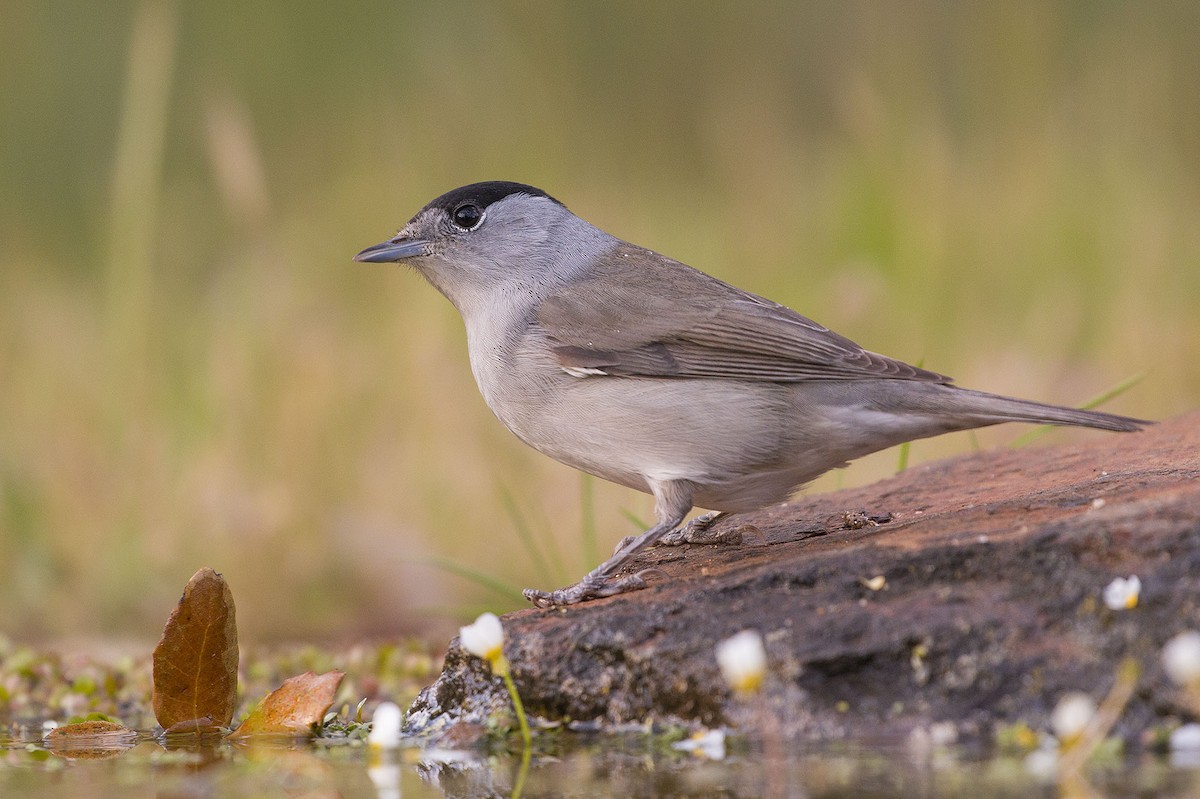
left=228, top=671, right=345, bottom=738
left=45, top=719, right=136, bottom=741
left=44, top=720, right=138, bottom=759
left=152, top=567, right=239, bottom=730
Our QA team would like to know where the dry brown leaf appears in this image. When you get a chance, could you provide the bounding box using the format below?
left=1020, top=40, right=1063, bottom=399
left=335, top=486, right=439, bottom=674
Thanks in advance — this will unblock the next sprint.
left=45, top=720, right=138, bottom=759
left=228, top=671, right=345, bottom=738
left=162, top=717, right=216, bottom=733
left=151, top=567, right=239, bottom=730
left=45, top=719, right=137, bottom=741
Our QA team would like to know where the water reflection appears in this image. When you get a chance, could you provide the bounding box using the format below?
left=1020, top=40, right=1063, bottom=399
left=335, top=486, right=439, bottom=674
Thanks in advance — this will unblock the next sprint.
left=4, top=724, right=1200, bottom=798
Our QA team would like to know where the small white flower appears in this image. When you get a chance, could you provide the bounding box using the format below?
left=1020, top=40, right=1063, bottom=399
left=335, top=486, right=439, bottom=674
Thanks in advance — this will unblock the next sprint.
left=1170, top=723, right=1200, bottom=769
left=1051, top=692, right=1096, bottom=743
left=459, top=612, right=505, bottom=663
left=671, top=728, right=726, bottom=760
left=1170, top=723, right=1200, bottom=751
left=862, top=575, right=886, bottom=591
left=716, top=629, right=766, bottom=693
left=907, top=722, right=958, bottom=759
left=1163, top=631, right=1200, bottom=686
left=367, top=701, right=402, bottom=749
left=368, top=763, right=401, bottom=799
left=1023, top=742, right=1060, bottom=781
left=1102, top=575, right=1140, bottom=610
left=928, top=721, right=958, bottom=747
left=420, top=747, right=477, bottom=765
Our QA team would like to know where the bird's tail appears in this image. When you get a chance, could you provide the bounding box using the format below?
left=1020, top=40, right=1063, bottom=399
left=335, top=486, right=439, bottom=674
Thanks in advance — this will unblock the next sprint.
left=928, top=386, right=1149, bottom=432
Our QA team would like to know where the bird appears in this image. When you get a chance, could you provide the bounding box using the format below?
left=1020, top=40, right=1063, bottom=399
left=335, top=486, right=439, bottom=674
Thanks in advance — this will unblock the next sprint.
left=354, top=181, right=1148, bottom=608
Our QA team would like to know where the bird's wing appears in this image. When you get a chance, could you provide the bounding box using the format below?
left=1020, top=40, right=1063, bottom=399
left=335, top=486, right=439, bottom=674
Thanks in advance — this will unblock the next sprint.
left=535, top=243, right=950, bottom=383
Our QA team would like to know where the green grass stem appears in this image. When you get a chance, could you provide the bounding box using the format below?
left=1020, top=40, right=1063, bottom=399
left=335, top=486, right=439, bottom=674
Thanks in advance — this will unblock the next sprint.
left=580, top=474, right=599, bottom=569
left=1010, top=373, right=1145, bottom=448
left=619, top=509, right=649, bottom=531
left=497, top=483, right=565, bottom=583
left=425, top=557, right=526, bottom=605
left=500, top=668, right=532, bottom=751
left=104, top=0, right=177, bottom=408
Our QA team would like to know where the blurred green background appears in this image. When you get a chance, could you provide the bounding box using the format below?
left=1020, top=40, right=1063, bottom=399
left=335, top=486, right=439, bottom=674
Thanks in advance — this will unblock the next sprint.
left=1, top=1, right=1196, bottom=642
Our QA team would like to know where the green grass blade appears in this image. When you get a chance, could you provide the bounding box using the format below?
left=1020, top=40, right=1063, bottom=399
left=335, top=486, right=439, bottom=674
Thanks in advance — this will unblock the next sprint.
left=496, top=482, right=557, bottom=579
left=105, top=0, right=177, bottom=408
left=536, top=504, right=570, bottom=583
left=580, top=473, right=599, bottom=570
left=412, top=603, right=523, bottom=622
left=424, top=556, right=526, bottom=604
left=1010, top=373, right=1145, bottom=448
left=1009, top=426, right=1055, bottom=449
left=1075, top=372, right=1146, bottom=411
left=619, top=508, right=648, bottom=531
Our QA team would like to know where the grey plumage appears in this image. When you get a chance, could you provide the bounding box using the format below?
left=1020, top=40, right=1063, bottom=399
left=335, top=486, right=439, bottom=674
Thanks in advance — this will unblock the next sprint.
left=355, top=181, right=1148, bottom=607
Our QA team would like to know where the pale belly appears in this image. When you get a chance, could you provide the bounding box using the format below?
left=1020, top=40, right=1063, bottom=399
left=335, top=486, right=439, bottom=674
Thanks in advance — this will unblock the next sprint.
left=478, top=354, right=797, bottom=504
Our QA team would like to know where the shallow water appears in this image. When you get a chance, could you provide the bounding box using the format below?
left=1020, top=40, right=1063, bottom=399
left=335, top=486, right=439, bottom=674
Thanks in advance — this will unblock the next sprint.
left=4, top=722, right=1200, bottom=799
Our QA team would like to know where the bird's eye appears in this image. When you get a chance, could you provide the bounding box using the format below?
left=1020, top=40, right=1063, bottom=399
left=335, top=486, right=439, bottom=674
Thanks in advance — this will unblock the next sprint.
left=451, top=203, right=485, bottom=231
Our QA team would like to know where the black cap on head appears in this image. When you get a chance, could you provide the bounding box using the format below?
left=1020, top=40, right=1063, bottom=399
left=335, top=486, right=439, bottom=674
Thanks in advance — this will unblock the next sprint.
left=420, top=181, right=564, bottom=217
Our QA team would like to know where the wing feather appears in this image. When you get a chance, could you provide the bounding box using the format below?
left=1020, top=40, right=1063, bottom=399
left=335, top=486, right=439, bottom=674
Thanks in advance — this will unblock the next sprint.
left=537, top=243, right=949, bottom=384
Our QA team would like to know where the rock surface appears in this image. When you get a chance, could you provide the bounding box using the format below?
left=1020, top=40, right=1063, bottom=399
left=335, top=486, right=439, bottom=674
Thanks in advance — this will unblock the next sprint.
left=406, top=412, right=1200, bottom=743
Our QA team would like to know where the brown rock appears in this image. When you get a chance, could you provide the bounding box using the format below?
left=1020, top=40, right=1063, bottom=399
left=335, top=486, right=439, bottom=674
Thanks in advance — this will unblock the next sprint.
left=406, top=412, right=1200, bottom=743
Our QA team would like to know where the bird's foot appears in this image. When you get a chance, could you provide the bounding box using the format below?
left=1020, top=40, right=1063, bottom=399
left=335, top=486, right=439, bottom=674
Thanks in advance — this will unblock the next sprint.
left=658, top=511, right=743, bottom=547
left=524, top=568, right=665, bottom=608
left=611, top=512, right=729, bottom=553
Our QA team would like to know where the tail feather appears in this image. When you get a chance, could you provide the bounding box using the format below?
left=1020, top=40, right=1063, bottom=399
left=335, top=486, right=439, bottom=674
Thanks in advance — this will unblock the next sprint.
left=942, top=387, right=1149, bottom=433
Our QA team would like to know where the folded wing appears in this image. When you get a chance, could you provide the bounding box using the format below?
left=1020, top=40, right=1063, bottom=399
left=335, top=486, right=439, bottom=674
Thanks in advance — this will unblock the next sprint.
left=537, top=243, right=949, bottom=384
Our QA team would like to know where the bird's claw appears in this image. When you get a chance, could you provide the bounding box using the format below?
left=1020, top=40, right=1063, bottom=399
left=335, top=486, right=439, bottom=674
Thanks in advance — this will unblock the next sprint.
left=523, top=569, right=664, bottom=608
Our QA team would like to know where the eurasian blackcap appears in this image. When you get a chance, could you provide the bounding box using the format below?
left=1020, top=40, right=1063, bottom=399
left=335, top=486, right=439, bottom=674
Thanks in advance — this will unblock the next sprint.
left=355, top=181, right=1146, bottom=607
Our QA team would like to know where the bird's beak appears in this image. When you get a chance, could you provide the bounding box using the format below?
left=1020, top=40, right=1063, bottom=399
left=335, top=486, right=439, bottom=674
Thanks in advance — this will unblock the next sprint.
left=353, top=237, right=431, bottom=263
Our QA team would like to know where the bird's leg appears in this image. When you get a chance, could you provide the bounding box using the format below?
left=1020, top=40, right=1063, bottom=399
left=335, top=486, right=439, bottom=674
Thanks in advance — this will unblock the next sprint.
left=523, top=519, right=678, bottom=608
left=610, top=511, right=740, bottom=553
left=657, top=511, right=742, bottom=546
left=524, top=480, right=693, bottom=608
